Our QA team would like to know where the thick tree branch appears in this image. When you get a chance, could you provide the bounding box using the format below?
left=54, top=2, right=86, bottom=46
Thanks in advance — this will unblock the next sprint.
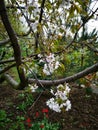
left=0, top=0, right=27, bottom=89
left=1, top=63, right=98, bottom=89
left=1, top=74, right=19, bottom=89
left=28, top=63, right=98, bottom=86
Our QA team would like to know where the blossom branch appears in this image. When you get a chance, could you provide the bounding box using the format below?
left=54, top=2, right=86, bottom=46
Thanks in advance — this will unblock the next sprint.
left=28, top=62, right=98, bottom=86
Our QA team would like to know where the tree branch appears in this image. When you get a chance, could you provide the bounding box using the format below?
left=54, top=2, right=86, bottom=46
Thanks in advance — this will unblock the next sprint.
left=56, top=7, right=98, bottom=54
left=15, top=2, right=36, bottom=38
left=1, top=74, right=19, bottom=89
left=35, top=0, right=46, bottom=48
left=17, top=28, right=31, bottom=37
left=6, top=5, right=25, bottom=9
left=0, top=38, right=10, bottom=46
left=0, top=0, right=27, bottom=89
left=82, top=42, right=98, bottom=53
left=28, top=63, right=98, bottom=86
left=0, top=58, right=15, bottom=64
left=1, top=63, right=98, bottom=89
left=0, top=63, right=16, bottom=74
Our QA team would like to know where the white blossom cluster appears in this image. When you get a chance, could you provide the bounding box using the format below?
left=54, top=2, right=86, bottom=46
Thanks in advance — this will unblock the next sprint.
left=38, top=53, right=60, bottom=75
left=29, top=84, right=39, bottom=92
left=46, top=83, right=71, bottom=112
left=26, top=0, right=40, bottom=32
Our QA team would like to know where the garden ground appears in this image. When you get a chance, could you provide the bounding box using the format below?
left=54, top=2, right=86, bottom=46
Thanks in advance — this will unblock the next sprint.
left=0, top=83, right=98, bottom=130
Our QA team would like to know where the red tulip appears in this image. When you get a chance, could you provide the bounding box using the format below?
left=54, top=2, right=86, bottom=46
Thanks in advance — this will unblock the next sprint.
left=42, top=108, right=49, bottom=113
left=35, top=112, right=39, bottom=117
left=26, top=118, right=31, bottom=123
left=40, top=124, right=44, bottom=128
left=28, top=123, right=32, bottom=127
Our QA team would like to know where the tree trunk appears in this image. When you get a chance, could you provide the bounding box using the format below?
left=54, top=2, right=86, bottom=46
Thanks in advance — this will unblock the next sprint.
left=0, top=0, right=27, bottom=89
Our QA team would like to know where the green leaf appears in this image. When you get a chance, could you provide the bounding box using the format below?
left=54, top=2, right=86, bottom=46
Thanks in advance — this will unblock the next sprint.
left=0, top=110, right=7, bottom=121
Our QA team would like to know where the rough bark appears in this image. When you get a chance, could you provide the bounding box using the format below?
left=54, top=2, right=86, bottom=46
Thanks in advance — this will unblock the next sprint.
left=0, top=0, right=27, bottom=89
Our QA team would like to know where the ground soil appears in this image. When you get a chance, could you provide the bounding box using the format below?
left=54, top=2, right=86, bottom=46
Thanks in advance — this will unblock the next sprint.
left=0, top=84, right=98, bottom=130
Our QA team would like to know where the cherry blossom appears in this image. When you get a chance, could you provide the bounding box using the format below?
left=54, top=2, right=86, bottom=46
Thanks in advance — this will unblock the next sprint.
left=46, top=83, right=71, bottom=112
left=39, top=53, right=60, bottom=75
left=29, top=84, right=39, bottom=92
